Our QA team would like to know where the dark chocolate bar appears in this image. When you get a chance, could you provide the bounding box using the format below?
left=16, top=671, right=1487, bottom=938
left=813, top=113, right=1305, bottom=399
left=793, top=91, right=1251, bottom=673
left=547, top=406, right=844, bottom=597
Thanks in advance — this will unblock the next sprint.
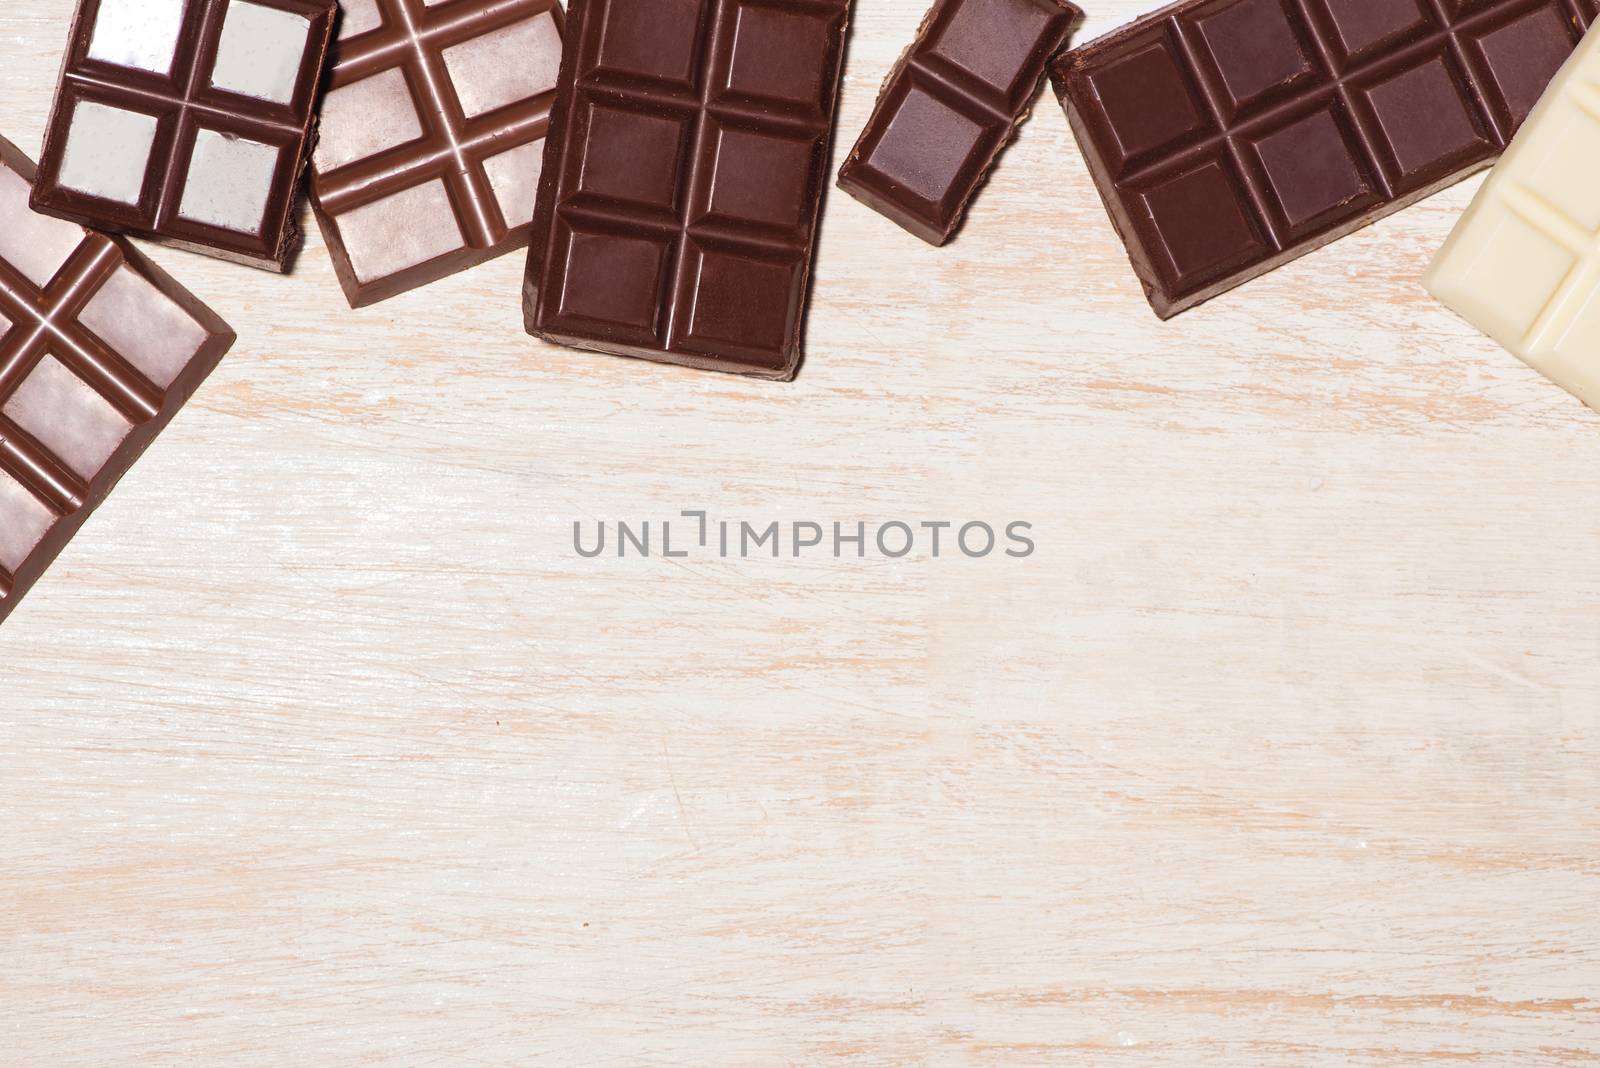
left=309, top=0, right=566, bottom=307
left=0, top=136, right=235, bottom=626
left=30, top=0, right=337, bottom=271
left=1053, top=0, right=1598, bottom=318
left=523, top=0, right=853, bottom=380
left=838, top=0, right=1083, bottom=245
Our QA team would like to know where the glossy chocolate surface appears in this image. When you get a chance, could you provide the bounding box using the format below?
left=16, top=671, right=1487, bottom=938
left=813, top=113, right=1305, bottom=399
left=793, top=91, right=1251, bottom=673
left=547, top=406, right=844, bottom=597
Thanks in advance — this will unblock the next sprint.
left=30, top=0, right=336, bottom=271
left=1053, top=0, right=1598, bottom=318
left=0, top=136, right=235, bottom=626
left=839, top=0, right=1082, bottom=245
left=310, top=0, right=565, bottom=308
left=523, top=0, right=853, bottom=380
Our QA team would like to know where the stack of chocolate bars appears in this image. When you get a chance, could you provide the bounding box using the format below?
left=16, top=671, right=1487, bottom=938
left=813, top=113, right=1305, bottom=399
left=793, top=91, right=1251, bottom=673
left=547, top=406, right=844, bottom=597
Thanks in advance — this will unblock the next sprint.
left=3, top=0, right=1600, bottom=625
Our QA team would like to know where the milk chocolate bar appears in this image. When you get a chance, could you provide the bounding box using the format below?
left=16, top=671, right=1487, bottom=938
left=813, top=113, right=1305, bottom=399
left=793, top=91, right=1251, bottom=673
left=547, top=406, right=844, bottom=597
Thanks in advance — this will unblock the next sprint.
left=30, top=0, right=337, bottom=271
left=1053, top=0, right=1597, bottom=318
left=523, top=0, right=853, bottom=380
left=310, top=0, right=565, bottom=307
left=0, top=136, right=235, bottom=626
left=1426, top=24, right=1600, bottom=411
left=839, top=0, right=1083, bottom=245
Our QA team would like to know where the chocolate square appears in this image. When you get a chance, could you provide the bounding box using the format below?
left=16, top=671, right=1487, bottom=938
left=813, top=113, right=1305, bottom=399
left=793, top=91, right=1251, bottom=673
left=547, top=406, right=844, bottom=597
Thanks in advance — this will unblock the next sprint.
left=928, top=0, right=1070, bottom=106
left=697, top=121, right=824, bottom=236
left=592, top=0, right=706, bottom=87
left=1461, top=2, right=1583, bottom=131
left=1244, top=103, right=1379, bottom=236
left=1135, top=157, right=1271, bottom=285
left=1355, top=53, right=1494, bottom=192
left=1311, top=0, right=1430, bottom=67
left=1187, top=0, right=1321, bottom=118
left=854, top=85, right=993, bottom=208
left=1080, top=32, right=1212, bottom=175
left=675, top=243, right=803, bottom=370
left=573, top=102, right=691, bottom=213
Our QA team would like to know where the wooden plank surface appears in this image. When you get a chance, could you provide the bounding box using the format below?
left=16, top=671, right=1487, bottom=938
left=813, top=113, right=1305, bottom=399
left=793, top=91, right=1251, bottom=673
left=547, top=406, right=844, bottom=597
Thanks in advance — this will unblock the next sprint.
left=3, top=1, right=1599, bottom=1063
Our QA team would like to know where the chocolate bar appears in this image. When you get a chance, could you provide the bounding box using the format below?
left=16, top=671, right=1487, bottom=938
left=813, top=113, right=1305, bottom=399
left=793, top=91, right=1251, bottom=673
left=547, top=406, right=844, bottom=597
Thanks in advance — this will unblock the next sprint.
left=29, top=0, right=337, bottom=271
left=0, top=136, right=235, bottom=626
left=309, top=0, right=566, bottom=307
left=1053, top=0, right=1598, bottom=319
left=1426, top=25, right=1600, bottom=411
left=838, top=0, right=1083, bottom=245
left=523, top=0, right=853, bottom=380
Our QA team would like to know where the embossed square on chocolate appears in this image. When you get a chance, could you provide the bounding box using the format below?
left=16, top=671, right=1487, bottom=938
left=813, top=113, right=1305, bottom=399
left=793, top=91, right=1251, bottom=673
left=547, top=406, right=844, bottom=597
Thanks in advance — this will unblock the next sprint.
left=0, top=135, right=235, bottom=626
left=310, top=0, right=565, bottom=307
left=1053, top=0, right=1598, bottom=318
left=523, top=0, right=853, bottom=380
left=30, top=0, right=337, bottom=271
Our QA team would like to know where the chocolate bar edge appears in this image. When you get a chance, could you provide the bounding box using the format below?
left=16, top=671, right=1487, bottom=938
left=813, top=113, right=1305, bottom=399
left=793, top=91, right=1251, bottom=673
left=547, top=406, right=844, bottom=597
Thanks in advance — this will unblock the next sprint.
left=0, top=135, right=237, bottom=626
left=320, top=219, right=533, bottom=309
left=837, top=0, right=1084, bottom=247
left=26, top=0, right=337, bottom=273
left=523, top=298, right=804, bottom=380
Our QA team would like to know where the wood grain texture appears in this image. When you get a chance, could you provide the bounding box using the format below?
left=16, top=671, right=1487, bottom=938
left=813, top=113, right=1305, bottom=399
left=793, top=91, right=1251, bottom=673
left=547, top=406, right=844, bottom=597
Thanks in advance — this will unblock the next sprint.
left=3, top=1, right=1599, bottom=1064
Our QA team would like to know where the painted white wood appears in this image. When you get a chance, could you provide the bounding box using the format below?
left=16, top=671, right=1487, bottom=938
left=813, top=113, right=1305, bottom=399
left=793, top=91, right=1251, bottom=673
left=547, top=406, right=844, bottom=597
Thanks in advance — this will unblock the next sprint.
left=2, top=1, right=1598, bottom=1064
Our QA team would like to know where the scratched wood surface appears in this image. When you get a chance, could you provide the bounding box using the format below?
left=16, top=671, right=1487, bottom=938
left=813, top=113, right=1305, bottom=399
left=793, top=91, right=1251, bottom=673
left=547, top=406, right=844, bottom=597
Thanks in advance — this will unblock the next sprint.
left=3, top=1, right=1599, bottom=1064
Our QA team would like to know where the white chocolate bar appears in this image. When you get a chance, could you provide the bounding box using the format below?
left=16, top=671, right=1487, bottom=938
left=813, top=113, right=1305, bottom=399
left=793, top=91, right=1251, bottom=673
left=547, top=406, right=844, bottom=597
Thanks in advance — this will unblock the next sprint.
left=1425, top=27, right=1600, bottom=412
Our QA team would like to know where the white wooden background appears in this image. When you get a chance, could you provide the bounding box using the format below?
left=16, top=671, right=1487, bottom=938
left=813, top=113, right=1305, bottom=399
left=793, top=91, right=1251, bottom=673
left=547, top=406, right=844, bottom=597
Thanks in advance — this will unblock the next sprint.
left=4, top=1, right=1599, bottom=1064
